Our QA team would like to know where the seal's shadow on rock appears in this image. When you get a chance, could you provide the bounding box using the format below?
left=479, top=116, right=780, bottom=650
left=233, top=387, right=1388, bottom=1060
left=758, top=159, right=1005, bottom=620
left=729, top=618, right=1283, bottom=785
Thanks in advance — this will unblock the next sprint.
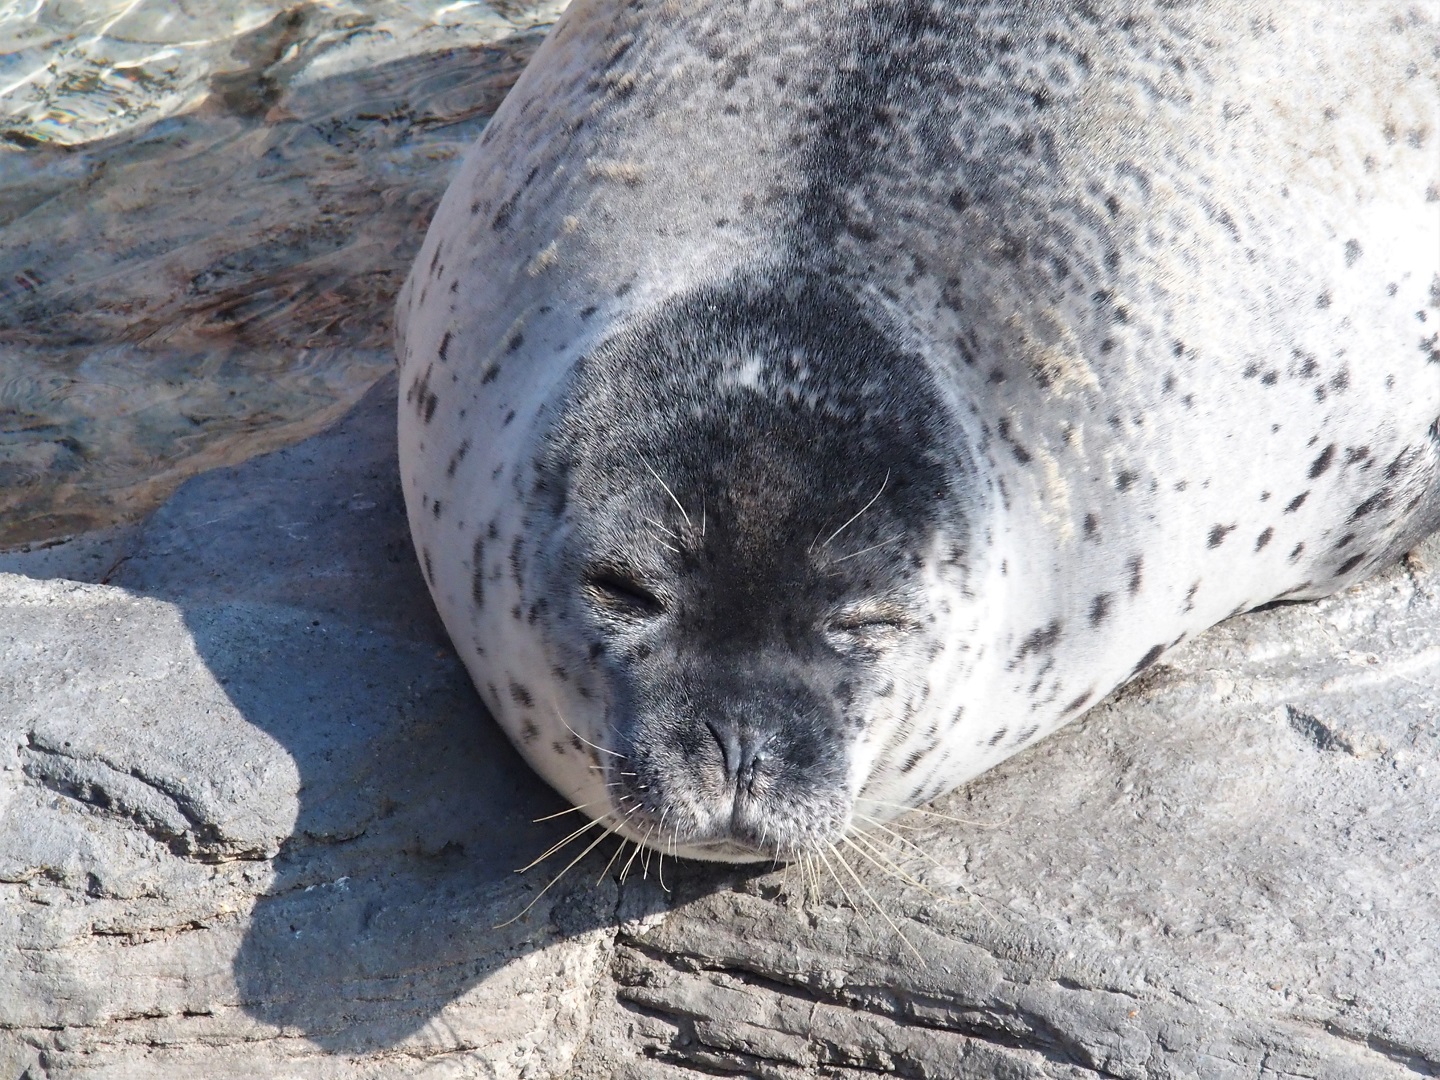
left=97, top=375, right=726, bottom=1051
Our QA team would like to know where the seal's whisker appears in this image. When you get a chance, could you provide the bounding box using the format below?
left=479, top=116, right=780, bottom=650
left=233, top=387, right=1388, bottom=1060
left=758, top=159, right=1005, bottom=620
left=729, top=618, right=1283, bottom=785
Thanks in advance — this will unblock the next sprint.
left=598, top=837, right=632, bottom=884
left=854, top=821, right=1002, bottom=927
left=533, top=800, right=602, bottom=823
left=641, top=457, right=693, bottom=528
left=846, top=826, right=944, bottom=899
left=596, top=805, right=643, bottom=883
left=552, top=702, right=624, bottom=758
left=495, top=816, right=625, bottom=929
left=852, top=812, right=941, bottom=855
left=518, top=812, right=612, bottom=872
left=837, top=836, right=923, bottom=960
left=816, top=845, right=858, bottom=912
left=854, top=796, right=1009, bottom=828
left=618, top=833, right=646, bottom=884
left=643, top=516, right=681, bottom=540
left=851, top=813, right=950, bottom=876
left=831, top=534, right=905, bottom=564
left=646, top=529, right=681, bottom=554
left=821, top=469, right=890, bottom=549
left=805, top=852, right=822, bottom=903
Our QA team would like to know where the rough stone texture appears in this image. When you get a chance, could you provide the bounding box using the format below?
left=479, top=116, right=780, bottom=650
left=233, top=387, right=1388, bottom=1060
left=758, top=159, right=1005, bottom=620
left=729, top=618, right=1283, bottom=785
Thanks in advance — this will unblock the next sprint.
left=3, top=376, right=1439, bottom=1078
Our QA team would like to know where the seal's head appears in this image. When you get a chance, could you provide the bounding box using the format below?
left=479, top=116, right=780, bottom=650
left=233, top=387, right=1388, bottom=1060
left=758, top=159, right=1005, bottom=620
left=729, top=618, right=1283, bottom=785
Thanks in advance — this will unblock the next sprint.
left=525, top=278, right=977, bottom=860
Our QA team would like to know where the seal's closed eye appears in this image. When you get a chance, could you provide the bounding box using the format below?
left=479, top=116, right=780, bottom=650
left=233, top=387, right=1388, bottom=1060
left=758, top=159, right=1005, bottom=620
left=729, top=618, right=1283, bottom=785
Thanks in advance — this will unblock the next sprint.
left=825, top=605, right=913, bottom=649
left=585, top=568, right=665, bottom=617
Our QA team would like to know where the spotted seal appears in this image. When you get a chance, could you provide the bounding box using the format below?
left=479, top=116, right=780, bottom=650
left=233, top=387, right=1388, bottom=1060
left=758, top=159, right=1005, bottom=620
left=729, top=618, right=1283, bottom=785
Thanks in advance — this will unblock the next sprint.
left=396, top=0, right=1440, bottom=862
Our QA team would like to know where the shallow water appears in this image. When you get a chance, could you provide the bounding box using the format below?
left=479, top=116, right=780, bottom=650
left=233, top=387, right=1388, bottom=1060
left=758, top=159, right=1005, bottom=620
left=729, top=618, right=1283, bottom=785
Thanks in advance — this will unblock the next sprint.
left=0, top=0, right=562, bottom=546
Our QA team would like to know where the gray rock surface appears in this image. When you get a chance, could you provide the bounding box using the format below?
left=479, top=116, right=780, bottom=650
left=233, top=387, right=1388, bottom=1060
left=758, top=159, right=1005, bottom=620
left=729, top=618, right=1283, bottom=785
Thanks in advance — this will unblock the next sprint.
left=4, top=375, right=1440, bottom=1078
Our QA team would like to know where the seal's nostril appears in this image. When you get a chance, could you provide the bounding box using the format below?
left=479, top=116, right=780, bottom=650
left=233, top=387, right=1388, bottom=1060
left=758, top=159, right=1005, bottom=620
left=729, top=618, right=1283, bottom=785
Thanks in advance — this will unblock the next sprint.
left=741, top=751, right=763, bottom=795
left=707, top=719, right=767, bottom=787
left=706, top=718, right=740, bottom=779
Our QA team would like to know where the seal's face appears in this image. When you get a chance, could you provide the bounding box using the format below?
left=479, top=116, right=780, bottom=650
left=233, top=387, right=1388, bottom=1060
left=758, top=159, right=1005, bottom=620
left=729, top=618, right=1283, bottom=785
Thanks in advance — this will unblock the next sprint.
left=528, top=280, right=971, bottom=858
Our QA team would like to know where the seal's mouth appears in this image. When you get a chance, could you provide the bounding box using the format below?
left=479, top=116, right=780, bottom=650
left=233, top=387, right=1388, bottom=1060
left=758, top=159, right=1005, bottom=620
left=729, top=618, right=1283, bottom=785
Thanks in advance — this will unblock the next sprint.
left=602, top=750, right=854, bottom=864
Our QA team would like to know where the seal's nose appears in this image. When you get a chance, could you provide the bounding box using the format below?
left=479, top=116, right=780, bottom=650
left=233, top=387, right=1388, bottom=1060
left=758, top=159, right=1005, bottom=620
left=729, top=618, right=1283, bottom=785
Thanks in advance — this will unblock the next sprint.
left=706, top=718, right=764, bottom=794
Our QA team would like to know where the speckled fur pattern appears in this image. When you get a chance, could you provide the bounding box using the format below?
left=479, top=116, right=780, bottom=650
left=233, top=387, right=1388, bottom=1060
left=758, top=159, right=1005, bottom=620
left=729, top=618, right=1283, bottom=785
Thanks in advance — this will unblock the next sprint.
left=397, top=0, right=1440, bottom=861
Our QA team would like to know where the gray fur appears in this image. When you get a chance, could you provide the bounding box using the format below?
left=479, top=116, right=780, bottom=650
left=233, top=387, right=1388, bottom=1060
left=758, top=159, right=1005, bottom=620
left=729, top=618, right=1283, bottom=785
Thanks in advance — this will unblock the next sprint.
left=397, top=0, right=1440, bottom=861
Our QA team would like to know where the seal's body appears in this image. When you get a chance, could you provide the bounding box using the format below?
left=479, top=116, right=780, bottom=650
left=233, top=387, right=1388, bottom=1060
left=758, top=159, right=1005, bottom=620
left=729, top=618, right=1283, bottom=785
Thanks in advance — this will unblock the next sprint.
left=397, top=0, right=1440, bottom=861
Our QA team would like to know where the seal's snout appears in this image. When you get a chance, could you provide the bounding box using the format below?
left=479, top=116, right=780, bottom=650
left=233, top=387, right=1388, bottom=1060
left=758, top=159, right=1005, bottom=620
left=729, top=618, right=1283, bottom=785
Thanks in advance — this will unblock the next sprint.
left=610, top=682, right=856, bottom=861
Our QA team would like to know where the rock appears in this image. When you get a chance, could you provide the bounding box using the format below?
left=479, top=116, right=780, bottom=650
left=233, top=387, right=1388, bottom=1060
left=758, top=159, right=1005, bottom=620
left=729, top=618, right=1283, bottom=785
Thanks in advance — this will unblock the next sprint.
left=0, top=8, right=556, bottom=546
left=4, top=373, right=1439, bottom=1077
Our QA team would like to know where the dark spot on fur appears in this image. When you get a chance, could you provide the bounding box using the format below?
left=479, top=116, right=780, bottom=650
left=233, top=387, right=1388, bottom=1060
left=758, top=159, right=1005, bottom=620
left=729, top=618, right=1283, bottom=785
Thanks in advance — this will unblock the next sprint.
left=1285, top=491, right=1308, bottom=513
left=506, top=333, right=525, bottom=353
left=1308, top=444, right=1336, bottom=479
left=1289, top=543, right=1305, bottom=563
left=1333, top=532, right=1355, bottom=550
left=492, top=196, right=516, bottom=230
left=1014, top=620, right=1062, bottom=664
left=438, top=331, right=452, bottom=362
left=1336, top=553, right=1366, bottom=575
left=1132, top=644, right=1165, bottom=675
left=1083, top=513, right=1100, bottom=541
left=1127, top=555, right=1143, bottom=595
left=1062, top=690, right=1092, bottom=714
left=1256, top=527, right=1273, bottom=551
left=987, top=728, right=1008, bottom=747
left=471, top=537, right=485, bottom=607
left=1349, top=492, right=1386, bottom=521
left=446, top=438, right=472, bottom=478
left=996, top=417, right=1032, bottom=464
left=1115, top=470, right=1137, bottom=492
left=901, top=749, right=925, bottom=773
left=509, top=681, right=534, bottom=707
left=1344, top=239, right=1362, bottom=266
left=1207, top=524, right=1234, bottom=548
left=1089, top=593, right=1111, bottom=627
left=520, top=719, right=539, bottom=743
left=1183, top=581, right=1200, bottom=611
